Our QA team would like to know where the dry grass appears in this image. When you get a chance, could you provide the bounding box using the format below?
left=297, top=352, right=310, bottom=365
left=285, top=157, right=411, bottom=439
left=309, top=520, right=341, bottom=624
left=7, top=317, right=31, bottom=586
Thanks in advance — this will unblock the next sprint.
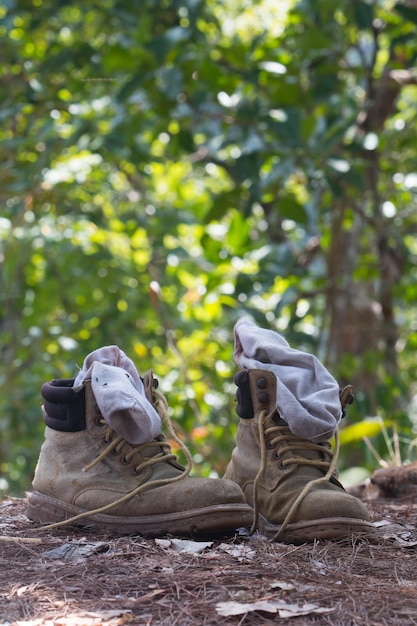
left=1, top=493, right=417, bottom=625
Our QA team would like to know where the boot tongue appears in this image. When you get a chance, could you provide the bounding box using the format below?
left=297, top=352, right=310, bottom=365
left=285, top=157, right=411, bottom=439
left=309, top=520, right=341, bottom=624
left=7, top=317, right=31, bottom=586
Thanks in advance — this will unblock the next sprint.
left=132, top=436, right=185, bottom=480
left=271, top=415, right=331, bottom=465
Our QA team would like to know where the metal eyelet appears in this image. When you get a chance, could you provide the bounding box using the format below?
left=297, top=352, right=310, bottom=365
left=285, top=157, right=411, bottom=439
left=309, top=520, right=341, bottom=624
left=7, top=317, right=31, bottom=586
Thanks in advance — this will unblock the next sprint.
left=257, top=392, right=269, bottom=404
left=120, top=455, right=130, bottom=465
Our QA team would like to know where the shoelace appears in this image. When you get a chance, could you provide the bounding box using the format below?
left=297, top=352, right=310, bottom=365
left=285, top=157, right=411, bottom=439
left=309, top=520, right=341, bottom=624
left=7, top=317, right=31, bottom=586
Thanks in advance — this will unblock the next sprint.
left=250, top=410, right=340, bottom=542
left=37, top=388, right=193, bottom=531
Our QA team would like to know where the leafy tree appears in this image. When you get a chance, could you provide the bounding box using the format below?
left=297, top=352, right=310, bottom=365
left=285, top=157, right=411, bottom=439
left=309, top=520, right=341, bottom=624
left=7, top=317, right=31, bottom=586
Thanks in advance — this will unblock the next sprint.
left=1, top=0, right=417, bottom=495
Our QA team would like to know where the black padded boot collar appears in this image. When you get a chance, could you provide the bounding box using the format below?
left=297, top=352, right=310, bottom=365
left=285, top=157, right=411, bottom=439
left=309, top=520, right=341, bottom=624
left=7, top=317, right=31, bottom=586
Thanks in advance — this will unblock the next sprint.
left=41, top=379, right=86, bottom=432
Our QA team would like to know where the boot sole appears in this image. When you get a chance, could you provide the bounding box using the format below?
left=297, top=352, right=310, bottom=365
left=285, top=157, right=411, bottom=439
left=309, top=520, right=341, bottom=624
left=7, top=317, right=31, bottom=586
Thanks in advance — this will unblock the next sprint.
left=26, top=491, right=253, bottom=538
left=258, top=514, right=377, bottom=543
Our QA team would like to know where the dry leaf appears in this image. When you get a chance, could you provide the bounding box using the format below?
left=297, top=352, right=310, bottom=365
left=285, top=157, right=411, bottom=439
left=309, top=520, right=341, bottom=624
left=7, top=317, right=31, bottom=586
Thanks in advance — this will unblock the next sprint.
left=16, top=610, right=132, bottom=626
left=216, top=600, right=279, bottom=616
left=43, top=541, right=110, bottom=563
left=170, top=538, right=213, bottom=554
left=218, top=542, right=255, bottom=561
left=278, top=602, right=334, bottom=618
left=392, top=537, right=417, bottom=547
left=154, top=538, right=213, bottom=554
left=216, top=598, right=333, bottom=618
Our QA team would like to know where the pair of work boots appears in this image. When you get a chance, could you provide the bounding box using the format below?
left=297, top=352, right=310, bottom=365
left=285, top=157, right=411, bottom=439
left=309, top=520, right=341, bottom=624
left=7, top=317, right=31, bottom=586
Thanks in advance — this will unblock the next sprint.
left=27, top=368, right=375, bottom=543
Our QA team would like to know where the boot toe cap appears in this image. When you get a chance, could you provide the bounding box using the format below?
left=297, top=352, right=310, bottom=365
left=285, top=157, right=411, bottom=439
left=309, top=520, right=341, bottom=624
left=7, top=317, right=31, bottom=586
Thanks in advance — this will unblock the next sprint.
left=297, top=489, right=371, bottom=523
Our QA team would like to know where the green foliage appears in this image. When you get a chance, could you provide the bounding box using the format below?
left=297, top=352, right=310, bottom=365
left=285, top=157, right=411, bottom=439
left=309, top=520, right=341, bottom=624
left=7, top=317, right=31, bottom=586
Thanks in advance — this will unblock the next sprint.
left=1, top=0, right=417, bottom=495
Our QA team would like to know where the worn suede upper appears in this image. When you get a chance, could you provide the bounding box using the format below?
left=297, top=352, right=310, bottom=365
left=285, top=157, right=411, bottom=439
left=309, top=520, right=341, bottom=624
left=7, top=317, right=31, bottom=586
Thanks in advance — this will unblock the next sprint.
left=32, top=380, right=249, bottom=518
left=225, top=369, right=371, bottom=526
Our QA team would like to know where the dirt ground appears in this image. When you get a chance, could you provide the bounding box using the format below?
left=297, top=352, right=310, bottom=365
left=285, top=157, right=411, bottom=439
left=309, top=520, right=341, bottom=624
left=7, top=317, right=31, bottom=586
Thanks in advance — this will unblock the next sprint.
left=1, top=488, right=417, bottom=626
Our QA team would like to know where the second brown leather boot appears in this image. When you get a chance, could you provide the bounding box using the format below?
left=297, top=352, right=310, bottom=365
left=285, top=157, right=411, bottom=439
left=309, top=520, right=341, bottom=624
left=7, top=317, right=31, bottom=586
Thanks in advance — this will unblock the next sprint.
left=224, top=368, right=376, bottom=543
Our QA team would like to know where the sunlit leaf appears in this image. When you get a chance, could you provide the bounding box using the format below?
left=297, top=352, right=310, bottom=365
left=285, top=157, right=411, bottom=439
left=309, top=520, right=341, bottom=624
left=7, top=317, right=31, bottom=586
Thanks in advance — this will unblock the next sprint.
left=339, top=419, right=393, bottom=445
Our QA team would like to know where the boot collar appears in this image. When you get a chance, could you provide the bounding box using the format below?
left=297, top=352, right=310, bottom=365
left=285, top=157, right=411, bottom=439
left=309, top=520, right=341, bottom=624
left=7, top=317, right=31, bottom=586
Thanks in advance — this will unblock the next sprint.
left=41, top=379, right=86, bottom=432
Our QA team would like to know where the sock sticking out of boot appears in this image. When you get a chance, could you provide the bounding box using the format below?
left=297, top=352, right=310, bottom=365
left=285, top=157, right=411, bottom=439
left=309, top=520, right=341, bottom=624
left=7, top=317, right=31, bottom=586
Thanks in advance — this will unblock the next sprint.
left=73, top=345, right=162, bottom=444
left=27, top=348, right=253, bottom=539
left=225, top=320, right=376, bottom=543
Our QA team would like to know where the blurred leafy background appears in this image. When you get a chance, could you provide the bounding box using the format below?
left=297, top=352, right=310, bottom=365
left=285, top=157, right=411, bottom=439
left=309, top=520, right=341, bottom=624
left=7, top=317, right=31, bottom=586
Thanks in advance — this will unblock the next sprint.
left=1, top=0, right=417, bottom=495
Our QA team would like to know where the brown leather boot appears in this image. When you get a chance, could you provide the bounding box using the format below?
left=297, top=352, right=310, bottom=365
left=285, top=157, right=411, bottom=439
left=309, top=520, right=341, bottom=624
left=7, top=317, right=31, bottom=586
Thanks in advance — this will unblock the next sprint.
left=27, top=372, right=253, bottom=537
left=224, top=368, right=376, bottom=543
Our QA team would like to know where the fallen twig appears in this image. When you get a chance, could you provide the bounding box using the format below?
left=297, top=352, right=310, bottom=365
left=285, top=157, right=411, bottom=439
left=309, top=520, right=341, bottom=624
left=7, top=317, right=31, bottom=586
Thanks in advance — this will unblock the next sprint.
left=0, top=534, right=42, bottom=544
